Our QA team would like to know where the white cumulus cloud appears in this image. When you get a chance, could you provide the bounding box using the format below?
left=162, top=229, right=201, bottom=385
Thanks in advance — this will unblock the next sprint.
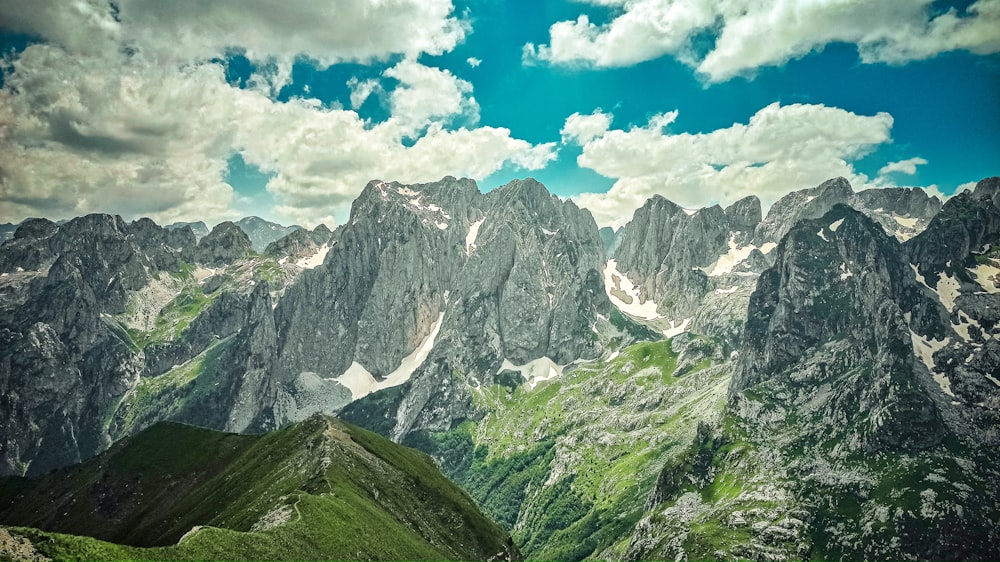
left=879, top=157, right=928, bottom=176
left=0, top=0, right=554, bottom=227
left=568, top=102, right=904, bottom=226
left=526, top=0, right=1000, bottom=81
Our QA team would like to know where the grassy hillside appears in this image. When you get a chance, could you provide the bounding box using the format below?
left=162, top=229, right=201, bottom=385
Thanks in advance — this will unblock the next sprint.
left=404, top=335, right=730, bottom=560
left=0, top=416, right=518, bottom=561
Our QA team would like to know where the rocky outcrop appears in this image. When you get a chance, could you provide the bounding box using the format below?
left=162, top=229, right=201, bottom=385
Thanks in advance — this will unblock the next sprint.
left=165, top=220, right=209, bottom=241
left=235, top=216, right=302, bottom=252
left=271, top=177, right=615, bottom=439
left=264, top=224, right=333, bottom=260
left=0, top=214, right=150, bottom=476
left=128, top=218, right=196, bottom=272
left=598, top=226, right=623, bottom=255
left=0, top=218, right=59, bottom=273
left=733, top=204, right=949, bottom=451
left=192, top=221, right=253, bottom=267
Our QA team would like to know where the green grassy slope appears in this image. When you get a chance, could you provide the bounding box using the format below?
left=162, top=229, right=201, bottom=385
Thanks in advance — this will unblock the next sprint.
left=0, top=416, right=518, bottom=561
left=406, top=336, right=730, bottom=561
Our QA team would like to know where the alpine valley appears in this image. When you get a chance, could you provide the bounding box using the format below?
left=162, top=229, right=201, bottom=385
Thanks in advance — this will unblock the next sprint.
left=1, top=175, right=999, bottom=561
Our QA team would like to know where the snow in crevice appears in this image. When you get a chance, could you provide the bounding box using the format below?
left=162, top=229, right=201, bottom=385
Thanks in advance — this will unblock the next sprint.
left=335, top=312, right=445, bottom=400
left=701, top=236, right=774, bottom=277
left=397, top=186, right=419, bottom=197
left=603, top=259, right=661, bottom=320
left=911, top=264, right=961, bottom=311
left=435, top=221, right=448, bottom=230
left=817, top=229, right=829, bottom=242
left=465, top=217, right=486, bottom=256
left=829, top=218, right=845, bottom=232
left=296, top=243, right=333, bottom=269
left=910, top=331, right=953, bottom=397
left=970, top=263, right=1000, bottom=293
left=952, top=313, right=982, bottom=343
left=805, top=195, right=817, bottom=203
left=662, top=318, right=691, bottom=338
left=541, top=227, right=558, bottom=236
left=715, top=286, right=739, bottom=295
left=839, top=262, right=854, bottom=281
left=936, top=271, right=961, bottom=311
left=986, top=374, right=1000, bottom=388
left=682, top=208, right=698, bottom=216
left=499, top=356, right=563, bottom=390
left=606, top=350, right=620, bottom=362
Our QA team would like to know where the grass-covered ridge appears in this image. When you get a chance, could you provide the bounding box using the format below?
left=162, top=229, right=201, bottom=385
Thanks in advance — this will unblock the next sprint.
left=0, top=416, right=518, bottom=561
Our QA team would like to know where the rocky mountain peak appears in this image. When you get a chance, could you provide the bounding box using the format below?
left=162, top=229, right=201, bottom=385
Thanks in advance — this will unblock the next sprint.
left=754, top=177, right=853, bottom=243
left=13, top=217, right=59, bottom=240
left=904, top=189, right=1000, bottom=278
left=724, top=195, right=762, bottom=232
left=194, top=221, right=253, bottom=266
left=972, top=175, right=1000, bottom=208
left=234, top=216, right=303, bottom=252
left=733, top=204, right=946, bottom=451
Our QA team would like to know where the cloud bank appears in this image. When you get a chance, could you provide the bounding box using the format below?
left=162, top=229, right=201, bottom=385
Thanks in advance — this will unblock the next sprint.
left=567, top=102, right=899, bottom=226
left=525, top=0, right=1000, bottom=81
left=0, top=0, right=553, bottom=227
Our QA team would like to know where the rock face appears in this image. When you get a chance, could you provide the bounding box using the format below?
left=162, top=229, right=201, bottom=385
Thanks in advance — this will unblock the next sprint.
left=269, top=177, right=618, bottom=439
left=165, top=220, right=209, bottom=241
left=128, top=217, right=197, bottom=272
left=598, top=225, right=623, bottom=255
left=235, top=216, right=303, bottom=252
left=609, top=193, right=768, bottom=344
left=0, top=214, right=150, bottom=476
left=0, top=218, right=59, bottom=273
left=608, top=178, right=944, bottom=348
left=629, top=194, right=1000, bottom=562
left=192, top=221, right=253, bottom=266
left=732, top=204, right=947, bottom=451
left=263, top=224, right=333, bottom=260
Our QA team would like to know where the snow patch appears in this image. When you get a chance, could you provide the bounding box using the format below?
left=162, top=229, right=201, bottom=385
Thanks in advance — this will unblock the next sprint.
left=817, top=229, right=829, bottom=242
left=936, top=271, right=961, bottom=311
left=715, top=286, right=739, bottom=295
left=952, top=314, right=982, bottom=343
left=829, top=218, right=845, bottom=232
left=541, top=227, right=557, bottom=235
left=760, top=242, right=777, bottom=254
left=435, top=221, right=448, bottom=230
left=970, top=263, right=1000, bottom=293
left=839, top=262, right=854, bottom=281
left=662, top=318, right=691, bottom=338
left=296, top=243, right=331, bottom=269
left=893, top=215, right=919, bottom=229
left=682, top=208, right=698, bottom=216
left=606, top=350, right=620, bottom=362
left=603, top=259, right=661, bottom=320
left=465, top=217, right=486, bottom=256
left=335, top=312, right=445, bottom=400
left=397, top=186, right=419, bottom=197
left=702, top=235, right=770, bottom=276
left=910, top=331, right=953, bottom=397
left=499, top=356, right=563, bottom=390
left=805, top=195, right=817, bottom=203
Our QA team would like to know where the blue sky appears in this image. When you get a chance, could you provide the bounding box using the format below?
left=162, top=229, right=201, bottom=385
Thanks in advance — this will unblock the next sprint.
left=0, top=0, right=998, bottom=227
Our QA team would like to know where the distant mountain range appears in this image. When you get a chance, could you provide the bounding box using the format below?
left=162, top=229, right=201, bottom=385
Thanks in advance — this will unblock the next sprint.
left=1, top=175, right=998, bottom=560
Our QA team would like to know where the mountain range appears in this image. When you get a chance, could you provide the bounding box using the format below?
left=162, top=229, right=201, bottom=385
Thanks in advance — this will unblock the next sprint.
left=1, top=175, right=998, bottom=560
